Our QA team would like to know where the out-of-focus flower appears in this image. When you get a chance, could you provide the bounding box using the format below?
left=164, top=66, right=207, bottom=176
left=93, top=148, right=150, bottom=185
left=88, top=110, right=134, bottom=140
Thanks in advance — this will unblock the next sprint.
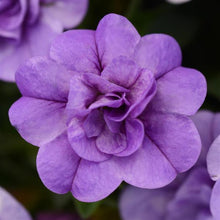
left=166, top=0, right=191, bottom=4
left=0, top=0, right=88, bottom=82
left=120, top=111, right=220, bottom=220
left=0, top=187, right=81, bottom=220
left=9, top=13, right=206, bottom=202
left=0, top=187, right=32, bottom=220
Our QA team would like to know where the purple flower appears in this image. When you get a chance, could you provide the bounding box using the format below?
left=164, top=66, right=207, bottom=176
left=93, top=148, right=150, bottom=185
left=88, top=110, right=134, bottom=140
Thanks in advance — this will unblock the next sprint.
left=0, top=187, right=32, bottom=220
left=9, top=13, right=206, bottom=202
left=120, top=110, right=220, bottom=220
left=120, top=167, right=214, bottom=220
left=0, top=0, right=88, bottom=82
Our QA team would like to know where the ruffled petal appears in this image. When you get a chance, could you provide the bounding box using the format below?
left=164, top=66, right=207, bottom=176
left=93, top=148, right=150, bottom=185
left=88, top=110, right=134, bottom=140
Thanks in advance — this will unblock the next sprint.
left=27, top=0, right=40, bottom=24
left=41, top=0, right=88, bottom=30
left=37, top=133, right=80, bottom=194
left=0, top=0, right=27, bottom=34
left=96, top=13, right=140, bottom=68
left=16, top=56, right=72, bottom=102
left=101, top=56, right=141, bottom=88
left=88, top=96, right=123, bottom=110
left=0, top=187, right=32, bottom=220
left=207, top=135, right=220, bottom=181
left=72, top=159, right=122, bottom=202
left=117, top=136, right=177, bottom=188
left=133, top=33, right=182, bottom=78
left=143, top=111, right=201, bottom=173
left=116, top=119, right=144, bottom=157
left=66, top=73, right=96, bottom=118
left=9, top=97, right=66, bottom=146
left=83, top=72, right=128, bottom=94
left=68, top=119, right=110, bottom=162
left=96, top=125, right=127, bottom=154
left=83, top=110, right=105, bottom=138
left=149, top=67, right=207, bottom=115
left=50, top=30, right=100, bottom=74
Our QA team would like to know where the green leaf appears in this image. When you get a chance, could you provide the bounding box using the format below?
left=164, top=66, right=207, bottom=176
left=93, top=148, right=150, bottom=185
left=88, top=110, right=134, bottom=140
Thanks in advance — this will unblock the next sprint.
left=74, top=200, right=101, bottom=219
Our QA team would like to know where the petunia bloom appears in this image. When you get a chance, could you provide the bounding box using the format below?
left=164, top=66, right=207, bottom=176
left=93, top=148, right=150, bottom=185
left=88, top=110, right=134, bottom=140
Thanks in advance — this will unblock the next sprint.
left=120, top=111, right=220, bottom=220
left=9, top=13, right=206, bottom=202
left=0, top=0, right=88, bottom=82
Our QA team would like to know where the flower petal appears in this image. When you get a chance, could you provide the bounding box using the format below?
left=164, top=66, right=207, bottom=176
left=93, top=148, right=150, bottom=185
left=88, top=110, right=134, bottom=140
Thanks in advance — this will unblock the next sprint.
left=37, top=133, right=80, bottom=194
left=66, top=73, right=96, bottom=118
left=83, top=72, right=128, bottom=94
left=0, top=0, right=27, bottom=34
left=210, top=180, right=220, bottom=219
left=88, top=96, right=123, bottom=110
left=191, top=111, right=215, bottom=166
left=9, top=97, right=66, bottom=146
left=16, top=56, right=72, bottom=102
left=0, top=187, right=32, bottom=220
left=207, top=135, right=220, bottom=181
left=0, top=21, right=58, bottom=82
left=101, top=56, right=141, bottom=88
left=72, top=159, right=122, bottom=202
left=149, top=67, right=207, bottom=115
left=50, top=30, right=100, bottom=74
left=116, top=119, right=144, bottom=157
left=143, top=111, right=201, bottom=173
left=0, top=38, right=30, bottom=81
left=133, top=33, right=182, bottom=78
left=96, top=125, right=127, bottom=155
left=117, top=136, right=177, bottom=188
left=83, top=110, right=105, bottom=138
left=41, top=0, right=88, bottom=30
left=68, top=119, right=110, bottom=162
left=96, top=13, right=140, bottom=68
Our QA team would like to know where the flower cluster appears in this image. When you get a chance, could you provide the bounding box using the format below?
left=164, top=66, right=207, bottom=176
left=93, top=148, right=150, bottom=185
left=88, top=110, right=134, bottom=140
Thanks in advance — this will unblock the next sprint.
left=0, top=0, right=88, bottom=81
left=9, top=13, right=206, bottom=202
left=120, top=111, right=220, bottom=220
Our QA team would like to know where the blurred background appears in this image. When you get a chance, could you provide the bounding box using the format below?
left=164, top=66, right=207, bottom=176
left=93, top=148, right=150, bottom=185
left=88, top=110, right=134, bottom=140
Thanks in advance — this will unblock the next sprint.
left=1, top=0, right=220, bottom=219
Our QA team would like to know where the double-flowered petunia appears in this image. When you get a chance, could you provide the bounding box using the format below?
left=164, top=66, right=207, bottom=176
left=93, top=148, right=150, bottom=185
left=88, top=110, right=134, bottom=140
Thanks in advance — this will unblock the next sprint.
left=120, top=111, right=220, bottom=220
left=0, top=0, right=88, bottom=82
left=9, top=13, right=207, bottom=202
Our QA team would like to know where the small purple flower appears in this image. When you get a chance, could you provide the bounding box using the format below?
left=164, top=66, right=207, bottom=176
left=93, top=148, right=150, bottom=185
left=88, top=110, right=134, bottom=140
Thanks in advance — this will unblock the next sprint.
left=120, top=110, right=220, bottom=220
left=9, top=13, right=206, bottom=202
left=0, top=187, right=32, bottom=220
left=0, top=0, right=88, bottom=82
